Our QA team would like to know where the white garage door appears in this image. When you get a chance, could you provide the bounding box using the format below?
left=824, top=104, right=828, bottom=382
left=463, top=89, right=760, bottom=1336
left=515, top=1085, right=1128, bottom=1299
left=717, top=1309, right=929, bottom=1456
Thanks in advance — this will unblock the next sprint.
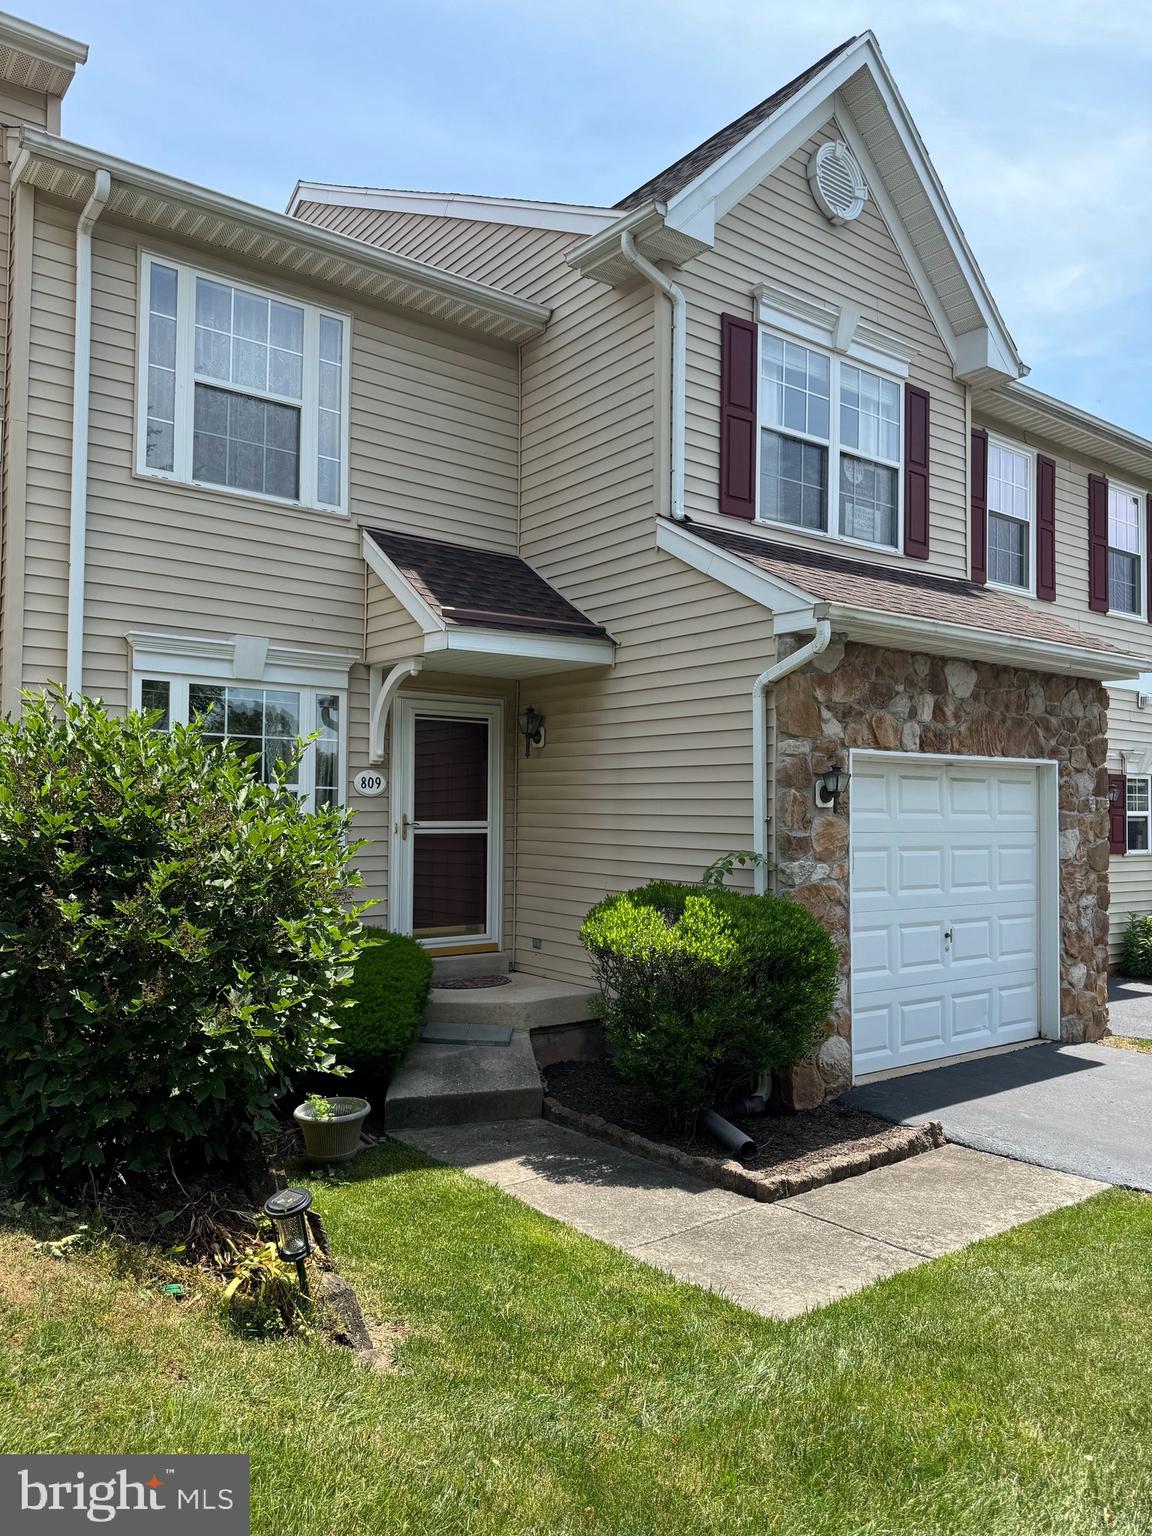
left=850, top=757, right=1040, bottom=1076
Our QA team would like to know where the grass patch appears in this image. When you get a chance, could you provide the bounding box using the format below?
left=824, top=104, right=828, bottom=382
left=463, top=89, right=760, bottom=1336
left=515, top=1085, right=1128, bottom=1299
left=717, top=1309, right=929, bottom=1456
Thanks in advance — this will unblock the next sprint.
left=2, top=1144, right=1151, bottom=1535
left=1101, top=1034, right=1152, bottom=1053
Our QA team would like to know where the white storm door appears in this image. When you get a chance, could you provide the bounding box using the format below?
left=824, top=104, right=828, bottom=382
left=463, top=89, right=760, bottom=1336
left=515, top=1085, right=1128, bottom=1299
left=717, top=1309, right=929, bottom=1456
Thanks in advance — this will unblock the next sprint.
left=391, top=696, right=502, bottom=949
left=850, top=757, right=1040, bottom=1075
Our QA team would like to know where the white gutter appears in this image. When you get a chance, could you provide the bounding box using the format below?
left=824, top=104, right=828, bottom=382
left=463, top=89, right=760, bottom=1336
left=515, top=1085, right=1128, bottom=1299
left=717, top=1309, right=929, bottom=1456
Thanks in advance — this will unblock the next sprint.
left=751, top=619, right=832, bottom=893
left=65, top=166, right=110, bottom=697
left=617, top=229, right=687, bottom=522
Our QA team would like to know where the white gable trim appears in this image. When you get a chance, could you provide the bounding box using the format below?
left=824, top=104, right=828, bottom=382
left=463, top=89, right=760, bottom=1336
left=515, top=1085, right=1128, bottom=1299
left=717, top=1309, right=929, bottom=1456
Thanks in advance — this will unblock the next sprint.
left=288, top=182, right=618, bottom=236
left=362, top=532, right=446, bottom=636
left=659, top=33, right=1024, bottom=383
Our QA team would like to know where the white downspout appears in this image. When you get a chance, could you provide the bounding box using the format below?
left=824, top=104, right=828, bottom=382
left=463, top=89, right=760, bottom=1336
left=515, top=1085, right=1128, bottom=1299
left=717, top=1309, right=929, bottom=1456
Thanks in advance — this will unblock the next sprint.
left=617, top=229, right=687, bottom=522
left=752, top=618, right=832, bottom=893
left=65, top=168, right=112, bottom=697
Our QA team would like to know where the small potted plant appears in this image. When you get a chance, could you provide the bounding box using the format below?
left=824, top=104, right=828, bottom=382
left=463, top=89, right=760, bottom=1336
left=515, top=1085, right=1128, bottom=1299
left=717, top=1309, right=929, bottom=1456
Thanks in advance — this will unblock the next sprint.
left=294, top=1091, right=371, bottom=1163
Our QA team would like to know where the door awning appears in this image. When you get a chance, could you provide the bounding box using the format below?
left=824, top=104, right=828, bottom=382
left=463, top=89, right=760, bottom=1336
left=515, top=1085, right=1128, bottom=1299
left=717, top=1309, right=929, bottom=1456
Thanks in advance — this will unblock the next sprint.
left=363, top=527, right=615, bottom=757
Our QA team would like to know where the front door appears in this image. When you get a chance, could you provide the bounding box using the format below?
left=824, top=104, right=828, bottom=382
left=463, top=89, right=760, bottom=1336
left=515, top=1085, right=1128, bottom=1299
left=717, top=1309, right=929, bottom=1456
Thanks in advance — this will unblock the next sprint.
left=391, top=696, right=502, bottom=949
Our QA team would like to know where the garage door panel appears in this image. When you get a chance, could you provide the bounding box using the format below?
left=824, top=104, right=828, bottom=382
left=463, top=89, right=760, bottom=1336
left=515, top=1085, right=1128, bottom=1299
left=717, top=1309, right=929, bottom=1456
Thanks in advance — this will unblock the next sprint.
left=850, top=758, right=1041, bottom=1075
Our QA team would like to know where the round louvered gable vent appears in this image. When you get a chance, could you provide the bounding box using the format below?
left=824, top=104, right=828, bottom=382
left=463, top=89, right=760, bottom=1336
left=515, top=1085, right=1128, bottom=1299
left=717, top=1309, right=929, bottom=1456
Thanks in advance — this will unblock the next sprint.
left=807, top=140, right=868, bottom=225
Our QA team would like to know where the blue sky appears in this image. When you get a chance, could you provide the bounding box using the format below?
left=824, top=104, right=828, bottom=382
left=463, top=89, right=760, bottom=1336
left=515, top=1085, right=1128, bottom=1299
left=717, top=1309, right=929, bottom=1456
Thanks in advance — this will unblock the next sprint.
left=20, top=0, right=1152, bottom=433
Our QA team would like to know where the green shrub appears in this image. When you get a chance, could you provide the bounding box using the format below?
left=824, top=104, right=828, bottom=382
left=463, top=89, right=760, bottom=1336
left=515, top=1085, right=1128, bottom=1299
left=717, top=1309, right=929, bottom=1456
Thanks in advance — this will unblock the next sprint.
left=1122, top=914, right=1152, bottom=979
left=0, top=688, right=365, bottom=1192
left=336, top=929, right=432, bottom=1076
left=580, top=881, right=838, bottom=1120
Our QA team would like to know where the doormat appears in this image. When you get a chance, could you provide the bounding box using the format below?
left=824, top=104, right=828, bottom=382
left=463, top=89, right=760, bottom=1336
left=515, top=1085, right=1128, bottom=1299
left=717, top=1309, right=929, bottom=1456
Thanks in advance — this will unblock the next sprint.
left=435, top=975, right=512, bottom=990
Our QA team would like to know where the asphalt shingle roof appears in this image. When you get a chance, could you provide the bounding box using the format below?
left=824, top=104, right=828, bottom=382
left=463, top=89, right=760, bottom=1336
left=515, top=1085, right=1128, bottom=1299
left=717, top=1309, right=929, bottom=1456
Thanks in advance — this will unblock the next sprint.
left=614, top=38, right=858, bottom=211
left=689, top=523, right=1133, bottom=658
left=365, top=528, right=611, bottom=640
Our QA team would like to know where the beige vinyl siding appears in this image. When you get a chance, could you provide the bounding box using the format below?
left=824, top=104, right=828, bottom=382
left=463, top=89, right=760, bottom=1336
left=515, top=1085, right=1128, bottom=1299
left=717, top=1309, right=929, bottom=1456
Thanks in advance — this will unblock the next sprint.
left=0, top=84, right=54, bottom=704
left=292, top=202, right=568, bottom=304
left=16, top=193, right=521, bottom=926
left=513, top=239, right=776, bottom=982
left=679, top=122, right=968, bottom=581
left=365, top=572, right=426, bottom=664
left=1107, top=684, right=1152, bottom=963
left=974, top=411, right=1152, bottom=666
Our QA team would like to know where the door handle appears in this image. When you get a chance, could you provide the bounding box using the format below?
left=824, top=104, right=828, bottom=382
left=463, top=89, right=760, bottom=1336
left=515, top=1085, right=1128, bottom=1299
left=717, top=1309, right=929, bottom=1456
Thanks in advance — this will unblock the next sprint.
left=944, top=928, right=954, bottom=947
left=401, top=813, right=410, bottom=841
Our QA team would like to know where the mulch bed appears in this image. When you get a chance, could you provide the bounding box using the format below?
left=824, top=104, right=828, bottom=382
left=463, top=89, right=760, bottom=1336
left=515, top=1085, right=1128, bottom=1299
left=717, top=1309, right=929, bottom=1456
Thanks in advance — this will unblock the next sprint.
left=542, top=1057, right=944, bottom=1204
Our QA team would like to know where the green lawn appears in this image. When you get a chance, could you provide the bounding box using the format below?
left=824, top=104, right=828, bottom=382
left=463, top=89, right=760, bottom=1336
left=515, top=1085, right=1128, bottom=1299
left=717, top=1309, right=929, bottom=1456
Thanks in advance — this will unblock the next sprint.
left=2, top=1143, right=1150, bottom=1536
left=1102, top=1034, right=1152, bottom=1054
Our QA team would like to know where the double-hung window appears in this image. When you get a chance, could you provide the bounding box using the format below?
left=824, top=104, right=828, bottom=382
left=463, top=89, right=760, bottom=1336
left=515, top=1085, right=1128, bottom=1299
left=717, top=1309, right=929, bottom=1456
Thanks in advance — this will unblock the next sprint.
left=137, top=676, right=344, bottom=811
left=758, top=332, right=902, bottom=549
left=1108, top=485, right=1145, bottom=617
left=986, top=439, right=1033, bottom=591
left=1127, top=775, right=1152, bottom=852
left=140, top=254, right=349, bottom=513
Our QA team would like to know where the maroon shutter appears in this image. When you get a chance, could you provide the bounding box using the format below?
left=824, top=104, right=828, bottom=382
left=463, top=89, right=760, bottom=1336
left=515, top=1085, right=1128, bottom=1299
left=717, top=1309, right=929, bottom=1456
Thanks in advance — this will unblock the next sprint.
left=1109, top=773, right=1128, bottom=855
left=719, top=313, right=757, bottom=519
left=903, top=385, right=930, bottom=559
left=1036, top=454, right=1057, bottom=601
left=1088, top=473, right=1110, bottom=613
left=970, top=427, right=988, bottom=584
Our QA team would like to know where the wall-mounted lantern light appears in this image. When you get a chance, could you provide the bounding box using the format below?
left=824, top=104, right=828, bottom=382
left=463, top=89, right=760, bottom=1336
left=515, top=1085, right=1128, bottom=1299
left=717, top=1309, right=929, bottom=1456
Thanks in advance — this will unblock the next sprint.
left=519, top=705, right=545, bottom=758
left=815, top=761, right=849, bottom=814
left=264, top=1186, right=313, bottom=1295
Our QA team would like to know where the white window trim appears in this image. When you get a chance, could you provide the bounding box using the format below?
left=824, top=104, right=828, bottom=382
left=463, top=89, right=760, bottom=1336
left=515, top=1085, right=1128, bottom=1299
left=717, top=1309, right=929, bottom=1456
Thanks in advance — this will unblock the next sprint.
left=130, top=669, right=347, bottom=813
left=135, top=250, right=352, bottom=516
left=985, top=433, right=1036, bottom=598
left=1126, top=773, right=1152, bottom=856
left=753, top=323, right=905, bottom=554
left=1107, top=480, right=1147, bottom=621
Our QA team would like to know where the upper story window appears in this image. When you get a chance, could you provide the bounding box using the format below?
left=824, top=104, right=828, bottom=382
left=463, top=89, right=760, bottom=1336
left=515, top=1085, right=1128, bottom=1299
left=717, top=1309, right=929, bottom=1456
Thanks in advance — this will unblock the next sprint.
left=139, top=254, right=350, bottom=514
left=986, top=440, right=1032, bottom=592
left=1127, top=775, right=1151, bottom=852
left=758, top=332, right=902, bottom=550
left=1108, top=485, right=1144, bottom=617
left=137, top=675, right=343, bottom=811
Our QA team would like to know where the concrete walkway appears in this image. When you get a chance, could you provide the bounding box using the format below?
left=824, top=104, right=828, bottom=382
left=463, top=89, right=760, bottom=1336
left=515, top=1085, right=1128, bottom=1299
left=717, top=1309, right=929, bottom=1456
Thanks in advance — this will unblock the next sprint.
left=1108, top=975, right=1152, bottom=1040
left=395, top=1119, right=1103, bottom=1318
left=847, top=1041, right=1152, bottom=1190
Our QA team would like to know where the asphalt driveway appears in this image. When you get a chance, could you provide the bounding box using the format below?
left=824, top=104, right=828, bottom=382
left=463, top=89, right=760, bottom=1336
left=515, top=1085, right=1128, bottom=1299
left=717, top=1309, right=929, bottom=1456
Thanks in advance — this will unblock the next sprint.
left=1108, top=974, right=1152, bottom=1039
left=846, top=1041, right=1152, bottom=1191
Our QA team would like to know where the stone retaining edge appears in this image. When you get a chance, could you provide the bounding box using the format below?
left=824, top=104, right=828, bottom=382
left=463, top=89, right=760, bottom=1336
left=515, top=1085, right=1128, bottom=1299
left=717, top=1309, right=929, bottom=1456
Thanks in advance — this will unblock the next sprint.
left=541, top=1096, right=947, bottom=1202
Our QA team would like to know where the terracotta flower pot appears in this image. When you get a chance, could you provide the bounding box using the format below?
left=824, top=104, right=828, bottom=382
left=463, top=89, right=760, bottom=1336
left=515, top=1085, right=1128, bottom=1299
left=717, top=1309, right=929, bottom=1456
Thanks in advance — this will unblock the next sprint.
left=293, top=1096, right=371, bottom=1163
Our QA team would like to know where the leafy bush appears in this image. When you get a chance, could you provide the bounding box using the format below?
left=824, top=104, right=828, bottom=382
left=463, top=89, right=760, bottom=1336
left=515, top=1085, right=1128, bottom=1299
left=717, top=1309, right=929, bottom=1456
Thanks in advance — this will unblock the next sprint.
left=1122, top=914, right=1152, bottom=979
left=0, top=688, right=365, bottom=1192
left=580, top=881, right=837, bottom=1119
left=335, top=929, right=432, bottom=1077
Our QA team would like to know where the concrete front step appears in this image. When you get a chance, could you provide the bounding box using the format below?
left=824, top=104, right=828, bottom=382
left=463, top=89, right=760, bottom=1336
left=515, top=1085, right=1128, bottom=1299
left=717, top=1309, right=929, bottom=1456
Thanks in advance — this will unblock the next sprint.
left=384, top=1032, right=543, bottom=1129
left=424, top=973, right=598, bottom=1032
left=430, top=950, right=512, bottom=982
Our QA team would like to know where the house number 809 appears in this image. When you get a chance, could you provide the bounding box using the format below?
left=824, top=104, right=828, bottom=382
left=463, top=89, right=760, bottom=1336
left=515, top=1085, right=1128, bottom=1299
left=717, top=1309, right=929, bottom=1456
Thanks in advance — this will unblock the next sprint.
left=353, top=770, right=386, bottom=797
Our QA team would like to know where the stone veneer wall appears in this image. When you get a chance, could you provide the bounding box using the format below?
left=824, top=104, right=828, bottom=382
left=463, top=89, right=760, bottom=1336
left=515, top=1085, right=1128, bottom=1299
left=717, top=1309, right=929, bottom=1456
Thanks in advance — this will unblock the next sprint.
left=772, top=640, right=1110, bottom=1107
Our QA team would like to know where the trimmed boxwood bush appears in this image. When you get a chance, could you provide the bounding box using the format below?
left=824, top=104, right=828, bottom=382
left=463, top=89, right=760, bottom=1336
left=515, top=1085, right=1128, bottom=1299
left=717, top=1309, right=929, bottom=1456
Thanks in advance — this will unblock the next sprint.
left=0, top=688, right=365, bottom=1192
left=336, top=929, right=432, bottom=1077
left=580, top=880, right=838, bottom=1120
left=1122, top=914, right=1152, bottom=979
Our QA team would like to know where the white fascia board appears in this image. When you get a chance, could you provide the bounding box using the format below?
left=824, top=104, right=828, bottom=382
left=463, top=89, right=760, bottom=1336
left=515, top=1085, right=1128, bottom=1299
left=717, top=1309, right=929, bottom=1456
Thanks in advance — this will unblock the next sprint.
left=12, top=132, right=550, bottom=339
left=828, top=605, right=1148, bottom=681
left=661, top=32, right=1024, bottom=382
left=288, top=181, right=618, bottom=236
left=361, top=533, right=445, bottom=636
left=565, top=201, right=666, bottom=272
left=983, top=380, right=1152, bottom=476
left=656, top=518, right=823, bottom=628
left=435, top=627, right=616, bottom=668
left=0, top=12, right=88, bottom=69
